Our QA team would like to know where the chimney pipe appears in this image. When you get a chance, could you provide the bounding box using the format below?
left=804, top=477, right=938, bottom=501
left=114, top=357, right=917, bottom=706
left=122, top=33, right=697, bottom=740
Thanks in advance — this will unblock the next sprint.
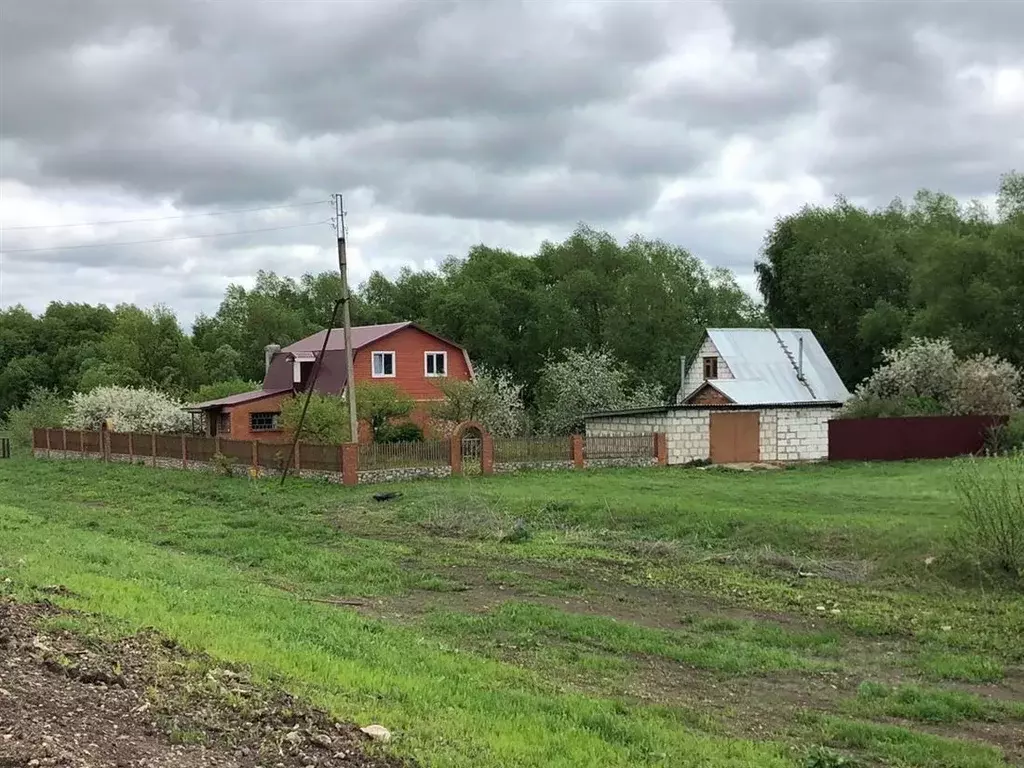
left=679, top=356, right=687, bottom=403
left=264, top=343, right=281, bottom=375
left=797, top=337, right=804, bottom=380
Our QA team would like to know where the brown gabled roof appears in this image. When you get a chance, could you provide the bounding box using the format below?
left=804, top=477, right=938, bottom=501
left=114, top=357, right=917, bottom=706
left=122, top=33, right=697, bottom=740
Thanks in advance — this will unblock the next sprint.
left=185, top=388, right=291, bottom=412
left=281, top=322, right=466, bottom=354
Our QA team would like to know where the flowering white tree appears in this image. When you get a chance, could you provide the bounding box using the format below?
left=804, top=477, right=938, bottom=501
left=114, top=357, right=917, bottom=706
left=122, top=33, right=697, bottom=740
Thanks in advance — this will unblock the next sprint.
left=855, top=337, right=959, bottom=403
left=431, top=366, right=526, bottom=437
left=951, top=354, right=1022, bottom=415
left=843, top=337, right=1021, bottom=417
left=66, top=386, right=192, bottom=433
left=535, top=347, right=664, bottom=435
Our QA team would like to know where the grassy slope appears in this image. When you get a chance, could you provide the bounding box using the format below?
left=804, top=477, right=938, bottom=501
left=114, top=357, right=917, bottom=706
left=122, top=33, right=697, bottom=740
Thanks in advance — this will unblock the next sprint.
left=0, top=456, right=1020, bottom=767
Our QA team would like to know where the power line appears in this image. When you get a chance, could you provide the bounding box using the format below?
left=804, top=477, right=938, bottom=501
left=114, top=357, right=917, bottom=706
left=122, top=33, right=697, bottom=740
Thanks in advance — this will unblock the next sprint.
left=0, top=220, right=331, bottom=254
left=0, top=199, right=330, bottom=231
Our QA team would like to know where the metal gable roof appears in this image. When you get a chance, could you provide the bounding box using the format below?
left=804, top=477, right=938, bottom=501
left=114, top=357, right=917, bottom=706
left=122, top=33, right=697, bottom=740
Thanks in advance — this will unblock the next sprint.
left=281, top=322, right=412, bottom=354
left=703, top=328, right=851, bottom=406
left=185, top=388, right=291, bottom=411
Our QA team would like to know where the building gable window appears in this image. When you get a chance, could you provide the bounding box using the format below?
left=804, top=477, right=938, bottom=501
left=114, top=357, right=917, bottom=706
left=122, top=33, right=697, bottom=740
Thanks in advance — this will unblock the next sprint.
left=250, top=412, right=280, bottom=432
left=703, top=356, right=719, bottom=379
left=425, top=351, right=447, bottom=377
left=372, top=351, right=396, bottom=377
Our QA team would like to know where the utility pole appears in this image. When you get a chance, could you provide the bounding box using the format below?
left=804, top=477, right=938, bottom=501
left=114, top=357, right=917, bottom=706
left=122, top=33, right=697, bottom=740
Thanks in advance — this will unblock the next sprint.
left=334, top=194, right=359, bottom=443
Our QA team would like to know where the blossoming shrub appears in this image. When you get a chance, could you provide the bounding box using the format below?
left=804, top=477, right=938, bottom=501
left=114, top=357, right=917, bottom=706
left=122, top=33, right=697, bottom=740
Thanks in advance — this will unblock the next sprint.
left=842, top=338, right=1021, bottom=418
left=66, top=386, right=191, bottom=434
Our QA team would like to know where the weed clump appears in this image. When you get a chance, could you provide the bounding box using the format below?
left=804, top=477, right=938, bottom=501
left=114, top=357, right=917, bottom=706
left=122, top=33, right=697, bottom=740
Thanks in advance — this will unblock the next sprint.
left=420, top=499, right=531, bottom=544
left=952, top=454, right=1024, bottom=580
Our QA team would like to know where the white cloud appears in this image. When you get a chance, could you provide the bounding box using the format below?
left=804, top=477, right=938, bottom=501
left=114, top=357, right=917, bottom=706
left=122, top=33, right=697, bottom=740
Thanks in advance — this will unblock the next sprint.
left=0, top=0, right=1018, bottom=324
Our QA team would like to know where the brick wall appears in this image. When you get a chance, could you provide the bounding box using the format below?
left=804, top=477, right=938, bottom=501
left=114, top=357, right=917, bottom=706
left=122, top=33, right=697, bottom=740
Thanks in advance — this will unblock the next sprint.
left=223, top=392, right=293, bottom=443
left=587, top=405, right=838, bottom=464
left=774, top=408, right=833, bottom=461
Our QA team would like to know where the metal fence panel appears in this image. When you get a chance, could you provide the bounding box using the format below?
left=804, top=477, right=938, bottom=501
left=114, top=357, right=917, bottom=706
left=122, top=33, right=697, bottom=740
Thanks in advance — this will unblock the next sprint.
left=299, top=442, right=341, bottom=472
left=359, top=440, right=449, bottom=470
left=828, top=415, right=1006, bottom=461
left=584, top=433, right=654, bottom=460
left=218, top=438, right=253, bottom=463
left=154, top=434, right=180, bottom=460
left=493, top=437, right=570, bottom=463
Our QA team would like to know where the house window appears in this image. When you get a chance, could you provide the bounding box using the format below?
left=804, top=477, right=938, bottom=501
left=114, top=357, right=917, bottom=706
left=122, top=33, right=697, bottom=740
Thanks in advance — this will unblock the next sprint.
left=372, top=351, right=395, bottom=377
left=703, top=356, right=719, bottom=379
left=250, top=412, right=280, bottom=432
left=425, top=351, right=447, bottom=377
left=217, top=411, right=231, bottom=436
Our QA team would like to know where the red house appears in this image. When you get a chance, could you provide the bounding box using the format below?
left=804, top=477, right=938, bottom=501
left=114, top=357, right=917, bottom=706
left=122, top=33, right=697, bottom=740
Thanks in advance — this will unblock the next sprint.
left=188, top=322, right=474, bottom=442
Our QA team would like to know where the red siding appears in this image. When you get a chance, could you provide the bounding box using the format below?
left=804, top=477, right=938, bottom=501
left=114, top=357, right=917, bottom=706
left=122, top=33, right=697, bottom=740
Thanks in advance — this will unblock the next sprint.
left=352, top=326, right=472, bottom=400
left=828, top=415, right=1006, bottom=461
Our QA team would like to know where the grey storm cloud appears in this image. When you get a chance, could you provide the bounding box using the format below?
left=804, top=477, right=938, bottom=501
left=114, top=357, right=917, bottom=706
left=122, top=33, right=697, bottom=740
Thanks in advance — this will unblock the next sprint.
left=0, top=0, right=1020, bottom=320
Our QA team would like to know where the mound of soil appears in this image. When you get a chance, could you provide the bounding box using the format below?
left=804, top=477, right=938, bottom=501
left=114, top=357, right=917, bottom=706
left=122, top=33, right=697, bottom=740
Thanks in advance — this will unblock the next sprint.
left=0, top=599, right=408, bottom=768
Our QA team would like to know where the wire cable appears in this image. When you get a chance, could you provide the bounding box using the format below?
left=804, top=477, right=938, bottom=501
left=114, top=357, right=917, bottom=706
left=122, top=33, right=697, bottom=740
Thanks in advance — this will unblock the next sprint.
left=0, top=199, right=330, bottom=231
left=0, top=220, right=331, bottom=254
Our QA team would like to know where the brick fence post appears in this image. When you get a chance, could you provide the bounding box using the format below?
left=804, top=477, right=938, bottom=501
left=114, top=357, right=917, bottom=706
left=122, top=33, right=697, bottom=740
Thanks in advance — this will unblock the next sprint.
left=62, top=428, right=68, bottom=457
left=151, top=433, right=157, bottom=467
left=341, top=443, right=359, bottom=486
left=101, top=422, right=110, bottom=462
left=128, top=432, right=134, bottom=462
left=44, top=428, right=51, bottom=459
left=181, top=434, right=188, bottom=469
left=571, top=435, right=584, bottom=469
left=654, top=432, right=668, bottom=466
left=251, top=440, right=259, bottom=469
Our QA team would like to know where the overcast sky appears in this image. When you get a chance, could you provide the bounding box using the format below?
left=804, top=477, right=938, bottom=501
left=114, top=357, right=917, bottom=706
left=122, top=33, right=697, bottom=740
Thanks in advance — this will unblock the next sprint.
left=2, top=0, right=1021, bottom=327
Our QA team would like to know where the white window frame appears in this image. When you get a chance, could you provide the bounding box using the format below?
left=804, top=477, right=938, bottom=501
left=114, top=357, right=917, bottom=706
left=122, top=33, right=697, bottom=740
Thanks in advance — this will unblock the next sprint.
left=424, top=351, right=448, bottom=377
left=371, top=350, right=396, bottom=378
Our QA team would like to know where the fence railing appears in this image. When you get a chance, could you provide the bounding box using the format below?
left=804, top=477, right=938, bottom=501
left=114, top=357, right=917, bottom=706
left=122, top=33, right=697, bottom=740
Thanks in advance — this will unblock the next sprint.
left=359, top=439, right=450, bottom=470
left=584, top=433, right=656, bottom=460
left=493, top=436, right=571, bottom=463
left=32, top=426, right=666, bottom=485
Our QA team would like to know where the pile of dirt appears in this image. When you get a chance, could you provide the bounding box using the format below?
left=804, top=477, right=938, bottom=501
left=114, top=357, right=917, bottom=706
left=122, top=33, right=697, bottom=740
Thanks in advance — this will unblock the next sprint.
left=0, top=599, right=409, bottom=768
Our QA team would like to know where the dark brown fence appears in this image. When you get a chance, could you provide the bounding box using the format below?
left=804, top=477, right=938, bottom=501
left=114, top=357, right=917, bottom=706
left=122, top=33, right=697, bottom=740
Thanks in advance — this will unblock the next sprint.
left=297, top=442, right=342, bottom=472
left=828, top=415, right=1007, bottom=461
left=32, top=424, right=667, bottom=485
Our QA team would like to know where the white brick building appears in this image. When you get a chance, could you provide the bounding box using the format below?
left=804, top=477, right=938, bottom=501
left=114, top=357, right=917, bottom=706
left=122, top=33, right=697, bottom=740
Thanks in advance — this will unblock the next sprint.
left=585, top=328, right=851, bottom=464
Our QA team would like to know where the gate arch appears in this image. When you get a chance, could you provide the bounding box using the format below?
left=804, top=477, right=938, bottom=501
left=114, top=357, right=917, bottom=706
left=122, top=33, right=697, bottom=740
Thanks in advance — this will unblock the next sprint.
left=449, top=421, right=493, bottom=475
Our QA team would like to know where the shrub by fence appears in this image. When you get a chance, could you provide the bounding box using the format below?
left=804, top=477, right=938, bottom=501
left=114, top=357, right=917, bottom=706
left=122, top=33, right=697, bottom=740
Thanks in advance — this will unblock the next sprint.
left=32, top=424, right=666, bottom=485
left=828, top=415, right=1008, bottom=462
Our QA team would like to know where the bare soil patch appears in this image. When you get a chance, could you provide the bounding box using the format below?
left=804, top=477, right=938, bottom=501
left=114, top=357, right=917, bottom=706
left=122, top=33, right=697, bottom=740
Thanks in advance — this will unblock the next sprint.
left=0, top=600, right=407, bottom=768
left=359, top=561, right=846, bottom=638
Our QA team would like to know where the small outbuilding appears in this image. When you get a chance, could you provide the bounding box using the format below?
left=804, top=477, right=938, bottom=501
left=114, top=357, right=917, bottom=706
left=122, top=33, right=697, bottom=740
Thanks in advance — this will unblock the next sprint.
left=585, top=328, right=852, bottom=465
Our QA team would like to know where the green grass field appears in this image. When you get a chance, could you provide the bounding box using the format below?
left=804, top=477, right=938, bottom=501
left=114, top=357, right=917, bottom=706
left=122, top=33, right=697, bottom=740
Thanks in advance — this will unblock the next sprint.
left=1, top=456, right=1021, bottom=767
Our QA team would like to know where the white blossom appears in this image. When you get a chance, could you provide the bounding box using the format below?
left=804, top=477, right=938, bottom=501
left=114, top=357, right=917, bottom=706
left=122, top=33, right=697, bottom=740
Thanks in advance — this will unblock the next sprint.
left=536, top=347, right=664, bottom=435
left=66, top=386, right=192, bottom=434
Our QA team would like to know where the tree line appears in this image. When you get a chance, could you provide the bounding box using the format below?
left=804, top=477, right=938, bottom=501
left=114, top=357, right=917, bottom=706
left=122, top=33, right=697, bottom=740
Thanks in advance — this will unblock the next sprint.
left=2, top=171, right=1021, bottom=423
